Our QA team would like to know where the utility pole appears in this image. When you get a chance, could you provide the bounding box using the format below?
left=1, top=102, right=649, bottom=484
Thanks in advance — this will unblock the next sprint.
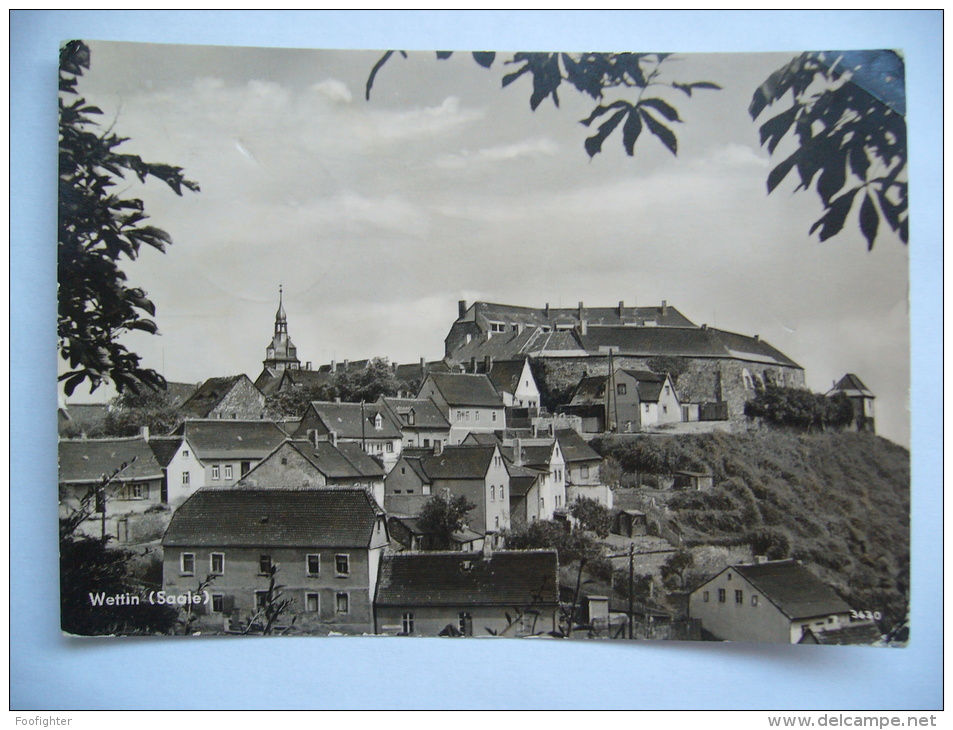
left=628, top=541, right=634, bottom=640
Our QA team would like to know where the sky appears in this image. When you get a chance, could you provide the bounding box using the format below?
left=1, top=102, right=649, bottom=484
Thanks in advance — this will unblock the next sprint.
left=64, top=41, right=911, bottom=446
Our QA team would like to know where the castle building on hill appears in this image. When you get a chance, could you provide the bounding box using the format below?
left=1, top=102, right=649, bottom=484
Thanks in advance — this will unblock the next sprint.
left=444, top=300, right=805, bottom=422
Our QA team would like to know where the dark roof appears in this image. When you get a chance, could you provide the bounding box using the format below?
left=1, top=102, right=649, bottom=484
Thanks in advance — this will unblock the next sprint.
left=459, top=301, right=695, bottom=329
left=520, top=443, right=558, bottom=469
left=420, top=445, right=497, bottom=480
left=163, top=488, right=383, bottom=548
left=475, top=359, right=527, bottom=395
left=621, top=369, right=667, bottom=402
left=148, top=436, right=185, bottom=468
left=179, top=375, right=259, bottom=418
left=379, top=397, right=451, bottom=430
left=60, top=403, right=111, bottom=425
left=250, top=439, right=384, bottom=480
left=388, top=516, right=483, bottom=544
left=375, top=550, right=559, bottom=607
left=279, top=368, right=334, bottom=391
left=505, top=463, right=544, bottom=497
left=59, top=437, right=163, bottom=484
left=461, top=432, right=501, bottom=446
left=731, top=560, right=852, bottom=620
left=554, top=429, right=602, bottom=464
left=174, top=420, right=288, bottom=459
left=580, top=327, right=801, bottom=368
left=799, top=624, right=883, bottom=645
left=829, top=373, right=875, bottom=398
left=164, top=381, right=201, bottom=408
left=423, top=373, right=505, bottom=408
left=307, top=402, right=403, bottom=440
left=568, top=374, right=608, bottom=406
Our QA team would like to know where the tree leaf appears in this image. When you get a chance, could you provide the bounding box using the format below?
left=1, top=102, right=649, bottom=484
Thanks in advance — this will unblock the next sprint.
left=809, top=188, right=859, bottom=242
left=580, top=100, right=629, bottom=127
left=365, top=50, right=396, bottom=101
left=638, top=97, right=681, bottom=123
left=472, top=51, right=495, bottom=68
left=584, top=109, right=626, bottom=158
left=621, top=109, right=643, bottom=156
left=766, top=152, right=798, bottom=193
left=639, top=108, right=678, bottom=156
left=859, top=191, right=879, bottom=250
left=436, top=51, right=454, bottom=60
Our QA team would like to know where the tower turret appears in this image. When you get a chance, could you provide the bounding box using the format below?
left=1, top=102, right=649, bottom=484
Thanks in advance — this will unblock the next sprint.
left=263, top=285, right=300, bottom=374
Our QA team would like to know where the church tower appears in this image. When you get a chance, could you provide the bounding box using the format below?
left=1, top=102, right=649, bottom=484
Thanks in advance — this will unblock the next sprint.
left=263, top=286, right=301, bottom=374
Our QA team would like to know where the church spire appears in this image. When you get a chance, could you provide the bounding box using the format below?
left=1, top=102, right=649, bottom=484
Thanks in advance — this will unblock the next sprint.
left=275, top=285, right=287, bottom=332
left=264, top=285, right=299, bottom=373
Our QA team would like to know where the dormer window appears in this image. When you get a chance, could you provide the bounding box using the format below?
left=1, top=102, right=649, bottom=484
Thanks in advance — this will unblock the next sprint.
left=407, top=410, right=416, bottom=425
left=460, top=560, right=473, bottom=572
left=374, top=414, right=383, bottom=430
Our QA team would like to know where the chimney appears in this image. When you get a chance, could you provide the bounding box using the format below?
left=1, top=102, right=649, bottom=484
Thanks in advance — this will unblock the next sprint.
left=618, top=300, right=625, bottom=316
left=328, top=430, right=337, bottom=447
left=515, top=438, right=523, bottom=467
left=577, top=301, right=584, bottom=319
left=701, top=323, right=707, bottom=330
left=661, top=300, right=668, bottom=316
left=330, top=359, right=336, bottom=372
left=484, top=355, right=492, bottom=373
left=580, top=319, right=588, bottom=335
left=471, top=356, right=478, bottom=373
left=305, top=361, right=312, bottom=370
left=544, top=303, right=550, bottom=319
left=334, top=396, right=342, bottom=404
left=755, top=555, right=768, bottom=564
left=548, top=423, right=554, bottom=437
left=343, top=359, right=349, bottom=370
left=140, top=426, right=150, bottom=442
left=754, top=334, right=760, bottom=341
left=458, top=300, right=468, bottom=319
left=483, top=537, right=494, bottom=561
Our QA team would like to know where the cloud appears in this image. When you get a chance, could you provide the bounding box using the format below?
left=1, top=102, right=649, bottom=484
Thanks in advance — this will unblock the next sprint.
left=434, top=138, right=560, bottom=169
left=311, top=79, right=353, bottom=104
left=709, top=142, right=770, bottom=168
left=374, top=96, right=484, bottom=142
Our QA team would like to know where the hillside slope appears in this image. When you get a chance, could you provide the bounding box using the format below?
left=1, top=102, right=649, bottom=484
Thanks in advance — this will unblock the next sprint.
left=593, top=431, right=910, bottom=631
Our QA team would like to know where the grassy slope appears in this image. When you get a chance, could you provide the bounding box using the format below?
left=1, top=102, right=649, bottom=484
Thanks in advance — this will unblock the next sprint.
left=593, top=431, right=910, bottom=630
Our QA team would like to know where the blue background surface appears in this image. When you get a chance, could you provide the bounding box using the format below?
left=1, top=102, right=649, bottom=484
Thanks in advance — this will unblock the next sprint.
left=10, top=10, right=942, bottom=710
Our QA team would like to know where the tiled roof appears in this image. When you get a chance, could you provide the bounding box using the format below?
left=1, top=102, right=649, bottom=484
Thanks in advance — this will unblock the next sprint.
left=424, top=373, right=505, bottom=408
left=420, top=445, right=497, bottom=480
left=163, top=488, right=382, bottom=548
left=800, top=623, right=882, bottom=645
left=461, top=301, right=695, bottom=329
left=261, top=439, right=384, bottom=480
left=554, top=429, right=601, bottom=464
left=61, top=403, right=111, bottom=425
left=164, top=382, right=201, bottom=408
left=179, top=375, right=257, bottom=418
left=174, top=420, right=288, bottom=459
left=829, top=373, right=875, bottom=398
left=280, top=368, right=334, bottom=390
left=732, top=560, right=852, bottom=620
left=568, top=374, right=607, bottom=406
left=59, top=437, right=163, bottom=484
left=375, top=550, right=559, bottom=607
left=519, top=444, right=557, bottom=469
left=461, top=432, right=501, bottom=446
left=505, top=463, right=544, bottom=497
left=307, top=402, right=403, bottom=440
left=475, top=359, right=526, bottom=395
left=336, top=442, right=387, bottom=478
left=148, top=436, right=184, bottom=468
left=622, top=369, right=666, bottom=402
left=379, top=397, right=451, bottom=430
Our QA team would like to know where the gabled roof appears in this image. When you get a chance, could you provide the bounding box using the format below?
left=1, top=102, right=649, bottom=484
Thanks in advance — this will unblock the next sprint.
left=173, top=420, right=288, bottom=459
left=568, top=374, right=608, bottom=406
left=729, top=560, right=852, bottom=620
left=554, top=429, right=602, bottom=464
left=60, top=402, right=111, bottom=425
left=147, top=436, right=185, bottom=468
left=378, top=397, right=451, bottom=430
left=520, top=443, right=559, bottom=469
left=458, top=301, right=695, bottom=329
left=799, top=623, right=882, bottom=645
left=279, top=368, right=333, bottom=391
left=420, top=445, right=497, bottom=480
left=505, top=462, right=544, bottom=497
left=162, top=488, right=383, bottom=548
left=179, top=375, right=260, bottom=418
left=164, top=381, right=201, bottom=408
left=250, top=439, right=384, bottom=481
left=461, top=432, right=502, bottom=447
left=829, top=373, right=875, bottom=398
left=306, top=402, right=403, bottom=440
left=474, top=359, right=529, bottom=396
left=387, top=516, right=484, bottom=544
left=621, top=369, right=667, bottom=402
left=59, top=437, right=163, bottom=484
left=422, top=373, right=505, bottom=408
left=375, top=549, right=559, bottom=607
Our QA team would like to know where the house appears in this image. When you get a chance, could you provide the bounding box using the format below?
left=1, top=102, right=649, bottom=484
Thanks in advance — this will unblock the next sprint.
left=377, top=396, right=451, bottom=449
left=235, top=438, right=386, bottom=506
left=374, top=549, right=560, bottom=637
left=178, top=374, right=266, bottom=420
left=624, top=369, right=681, bottom=428
left=444, top=300, right=805, bottom=421
left=257, top=367, right=332, bottom=398
left=416, top=372, right=506, bottom=444
left=384, top=444, right=510, bottom=544
left=148, top=435, right=205, bottom=505
left=469, top=357, right=541, bottom=410
left=555, top=428, right=612, bottom=508
left=161, top=487, right=389, bottom=635
left=673, top=469, right=714, bottom=491
left=170, top=419, right=288, bottom=486
left=688, top=559, right=874, bottom=644
left=58, top=436, right=165, bottom=542
left=293, top=401, right=403, bottom=471
left=387, top=516, right=485, bottom=552
left=504, top=440, right=568, bottom=522
left=827, top=373, right=876, bottom=433
left=562, top=369, right=641, bottom=433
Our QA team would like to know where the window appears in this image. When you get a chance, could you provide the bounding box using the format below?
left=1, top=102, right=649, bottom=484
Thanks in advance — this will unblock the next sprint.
left=255, top=591, right=269, bottom=610
left=336, top=592, right=349, bottom=614
left=495, top=516, right=500, bottom=529
left=259, top=555, right=272, bottom=575
left=475, top=411, right=480, bottom=422
left=182, top=450, right=189, bottom=458
left=494, top=456, right=502, bottom=468
left=828, top=617, right=834, bottom=624
left=735, top=590, right=743, bottom=604
left=617, top=383, right=627, bottom=395
left=718, top=589, right=726, bottom=603
left=224, top=465, right=233, bottom=480
left=306, top=593, right=320, bottom=613
left=211, top=594, right=224, bottom=613
left=490, top=486, right=495, bottom=502
left=386, top=442, right=394, bottom=453
left=118, top=483, right=148, bottom=500
left=663, top=405, right=668, bottom=414
left=459, top=612, right=473, bottom=636
left=241, top=461, right=250, bottom=476
left=335, top=554, right=350, bottom=577
left=181, top=553, right=195, bottom=575
left=703, top=591, right=710, bottom=603
left=182, top=471, right=190, bottom=485
left=281, top=457, right=288, bottom=465
left=499, top=485, right=504, bottom=500
left=665, top=386, right=671, bottom=395
left=492, top=412, right=497, bottom=422
left=489, top=322, right=506, bottom=333
left=752, top=595, right=759, bottom=607
left=402, top=612, right=415, bottom=634
left=581, top=465, right=590, bottom=479
left=210, top=553, right=225, bottom=575
left=212, top=465, right=221, bottom=480
left=422, top=439, right=429, bottom=448
left=644, top=404, right=650, bottom=412
left=306, top=554, right=321, bottom=576
left=465, top=411, right=470, bottom=422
